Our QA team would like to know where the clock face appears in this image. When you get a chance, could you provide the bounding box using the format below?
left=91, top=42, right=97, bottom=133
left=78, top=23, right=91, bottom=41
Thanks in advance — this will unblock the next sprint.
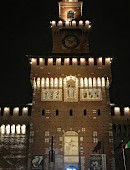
left=62, top=35, right=80, bottom=49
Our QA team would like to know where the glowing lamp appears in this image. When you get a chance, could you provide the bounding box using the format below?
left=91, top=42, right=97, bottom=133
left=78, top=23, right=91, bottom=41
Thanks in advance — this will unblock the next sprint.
left=57, top=58, right=61, bottom=62
left=79, top=20, right=83, bottom=26
left=85, top=20, right=90, bottom=26
left=31, top=58, right=36, bottom=63
left=11, top=124, right=15, bottom=134
left=114, top=107, right=120, bottom=115
left=58, top=20, right=63, bottom=26
left=52, top=21, right=56, bottom=26
left=80, top=58, right=85, bottom=62
left=41, top=78, right=45, bottom=87
left=65, top=21, right=69, bottom=26
left=98, top=57, right=102, bottom=62
left=13, top=107, right=19, bottom=114
left=48, top=58, right=53, bottom=63
left=6, top=124, right=10, bottom=134
left=89, top=58, right=93, bottom=62
left=21, top=124, right=26, bottom=134
left=39, top=58, right=43, bottom=64
left=72, top=58, right=77, bottom=63
left=16, top=124, right=21, bottom=134
left=54, top=78, right=58, bottom=87
left=124, top=107, right=130, bottom=115
left=59, top=77, right=62, bottom=87
left=72, top=20, right=76, bottom=26
left=4, top=107, right=10, bottom=113
left=106, top=58, right=110, bottom=62
left=23, top=107, right=28, bottom=114
left=1, top=125, right=5, bottom=134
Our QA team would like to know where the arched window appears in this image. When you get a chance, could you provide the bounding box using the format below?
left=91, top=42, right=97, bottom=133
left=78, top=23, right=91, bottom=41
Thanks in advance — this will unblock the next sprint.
left=67, top=10, right=74, bottom=20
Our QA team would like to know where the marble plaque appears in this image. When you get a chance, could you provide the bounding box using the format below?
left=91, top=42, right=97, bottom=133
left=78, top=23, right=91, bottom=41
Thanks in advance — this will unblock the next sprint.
left=64, top=135, right=79, bottom=163
left=80, top=88, right=102, bottom=101
left=41, top=89, right=62, bottom=101
left=64, top=76, right=78, bottom=102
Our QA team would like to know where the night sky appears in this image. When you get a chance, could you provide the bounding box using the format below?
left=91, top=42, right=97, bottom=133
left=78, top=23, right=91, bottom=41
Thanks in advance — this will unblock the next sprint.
left=0, top=0, right=130, bottom=106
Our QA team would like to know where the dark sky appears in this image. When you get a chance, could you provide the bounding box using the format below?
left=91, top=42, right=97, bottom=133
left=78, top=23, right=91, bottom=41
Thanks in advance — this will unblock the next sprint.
left=0, top=0, right=130, bottom=105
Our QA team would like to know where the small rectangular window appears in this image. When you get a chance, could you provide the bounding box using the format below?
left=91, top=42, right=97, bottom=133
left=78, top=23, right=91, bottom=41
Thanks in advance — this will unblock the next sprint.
left=84, top=109, right=87, bottom=116
left=70, top=109, right=73, bottom=116
left=97, top=109, right=101, bottom=116
left=42, top=109, right=45, bottom=116
left=56, top=109, right=59, bottom=116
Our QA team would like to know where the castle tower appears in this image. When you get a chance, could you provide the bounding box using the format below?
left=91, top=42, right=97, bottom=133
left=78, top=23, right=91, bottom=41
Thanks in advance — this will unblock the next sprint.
left=29, top=0, right=114, bottom=169
left=52, top=0, right=89, bottom=54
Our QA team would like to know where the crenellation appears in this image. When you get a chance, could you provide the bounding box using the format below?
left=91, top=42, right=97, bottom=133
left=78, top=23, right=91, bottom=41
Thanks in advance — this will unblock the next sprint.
left=0, top=106, right=32, bottom=117
left=32, top=76, right=110, bottom=89
left=30, top=56, right=112, bottom=66
left=51, top=20, right=90, bottom=29
left=0, top=124, right=27, bottom=135
left=111, top=106, right=130, bottom=116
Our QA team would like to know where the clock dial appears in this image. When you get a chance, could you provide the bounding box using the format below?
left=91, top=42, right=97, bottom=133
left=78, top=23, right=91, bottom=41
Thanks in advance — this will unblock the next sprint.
left=62, top=35, right=80, bottom=49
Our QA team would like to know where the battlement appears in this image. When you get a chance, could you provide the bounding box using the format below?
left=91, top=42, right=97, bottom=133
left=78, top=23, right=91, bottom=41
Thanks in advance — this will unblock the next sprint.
left=51, top=20, right=91, bottom=28
left=29, top=56, right=112, bottom=66
left=111, top=105, right=130, bottom=116
left=0, top=124, right=27, bottom=135
left=0, top=105, right=32, bottom=117
left=32, top=76, right=110, bottom=89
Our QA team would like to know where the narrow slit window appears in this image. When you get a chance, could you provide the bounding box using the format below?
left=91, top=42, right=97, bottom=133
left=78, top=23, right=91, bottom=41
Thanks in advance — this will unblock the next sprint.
left=97, top=109, right=101, bottom=116
left=84, top=109, right=87, bottom=116
left=56, top=109, right=59, bottom=116
left=42, top=109, right=45, bottom=116
left=70, top=109, right=73, bottom=116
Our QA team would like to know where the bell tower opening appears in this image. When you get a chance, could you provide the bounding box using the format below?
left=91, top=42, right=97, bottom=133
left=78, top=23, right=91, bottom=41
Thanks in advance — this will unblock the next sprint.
left=67, top=10, right=75, bottom=21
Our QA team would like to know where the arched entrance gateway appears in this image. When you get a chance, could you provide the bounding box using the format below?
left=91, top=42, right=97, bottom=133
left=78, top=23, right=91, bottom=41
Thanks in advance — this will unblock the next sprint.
left=66, top=166, right=77, bottom=170
left=64, top=131, right=79, bottom=170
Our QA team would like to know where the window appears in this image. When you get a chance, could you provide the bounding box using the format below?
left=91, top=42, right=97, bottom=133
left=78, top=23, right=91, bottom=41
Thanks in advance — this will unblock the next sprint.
left=84, top=109, right=87, bottom=116
left=93, top=131, right=97, bottom=137
left=93, top=138, right=98, bottom=143
left=56, top=109, right=59, bottom=116
left=42, top=109, right=45, bottom=116
left=80, top=137, right=83, bottom=141
left=45, top=131, right=49, bottom=136
left=70, top=109, right=73, bottom=116
left=67, top=10, right=74, bottom=20
left=57, top=128, right=61, bottom=132
left=97, top=109, right=101, bottom=116
left=109, top=131, right=113, bottom=136
left=82, top=128, right=85, bottom=132
left=45, top=138, right=49, bottom=143
left=109, top=139, right=113, bottom=143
